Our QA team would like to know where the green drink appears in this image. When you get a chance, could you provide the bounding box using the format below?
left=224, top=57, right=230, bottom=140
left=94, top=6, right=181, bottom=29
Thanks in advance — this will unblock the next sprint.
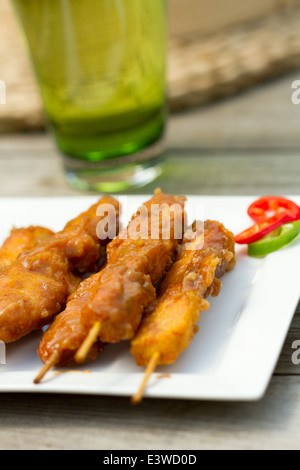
left=12, top=0, right=167, bottom=191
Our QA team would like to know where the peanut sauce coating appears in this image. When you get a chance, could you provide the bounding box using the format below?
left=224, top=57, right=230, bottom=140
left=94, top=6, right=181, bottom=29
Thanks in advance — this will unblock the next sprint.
left=80, top=189, right=186, bottom=343
left=0, top=226, right=54, bottom=271
left=130, top=220, right=235, bottom=366
left=38, top=190, right=186, bottom=366
left=0, top=197, right=119, bottom=343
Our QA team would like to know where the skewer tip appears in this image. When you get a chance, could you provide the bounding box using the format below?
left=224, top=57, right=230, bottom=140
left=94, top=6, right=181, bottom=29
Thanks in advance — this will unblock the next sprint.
left=33, top=349, right=60, bottom=384
left=131, top=352, right=160, bottom=405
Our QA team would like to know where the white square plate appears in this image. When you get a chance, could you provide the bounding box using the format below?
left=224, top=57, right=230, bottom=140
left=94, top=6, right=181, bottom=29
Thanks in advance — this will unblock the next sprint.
left=0, top=195, right=299, bottom=401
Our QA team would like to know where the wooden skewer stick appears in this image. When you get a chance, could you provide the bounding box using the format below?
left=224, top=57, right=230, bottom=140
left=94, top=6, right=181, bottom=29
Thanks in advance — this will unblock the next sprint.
left=131, top=352, right=160, bottom=405
left=33, top=349, right=60, bottom=384
left=75, top=321, right=101, bottom=364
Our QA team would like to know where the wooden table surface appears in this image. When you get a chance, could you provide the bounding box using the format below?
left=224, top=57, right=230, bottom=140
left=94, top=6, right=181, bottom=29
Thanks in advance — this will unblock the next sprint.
left=1, top=73, right=300, bottom=450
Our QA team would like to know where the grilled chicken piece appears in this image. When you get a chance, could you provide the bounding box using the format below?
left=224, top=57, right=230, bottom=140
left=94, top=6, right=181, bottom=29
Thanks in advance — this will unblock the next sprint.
left=0, top=226, right=54, bottom=271
left=0, top=196, right=119, bottom=343
left=130, top=220, right=235, bottom=367
left=37, top=274, right=104, bottom=366
left=80, top=189, right=186, bottom=344
left=37, top=189, right=185, bottom=366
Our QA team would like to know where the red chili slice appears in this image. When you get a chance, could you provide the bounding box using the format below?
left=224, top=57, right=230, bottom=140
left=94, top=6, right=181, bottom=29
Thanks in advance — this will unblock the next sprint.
left=235, top=212, right=295, bottom=245
left=247, top=196, right=300, bottom=223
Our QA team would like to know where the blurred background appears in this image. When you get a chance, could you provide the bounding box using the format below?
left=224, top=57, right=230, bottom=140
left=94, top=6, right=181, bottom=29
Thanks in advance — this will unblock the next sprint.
left=1, top=0, right=300, bottom=156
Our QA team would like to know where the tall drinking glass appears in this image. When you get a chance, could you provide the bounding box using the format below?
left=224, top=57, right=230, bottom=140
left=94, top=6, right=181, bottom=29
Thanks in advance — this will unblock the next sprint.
left=11, top=0, right=167, bottom=192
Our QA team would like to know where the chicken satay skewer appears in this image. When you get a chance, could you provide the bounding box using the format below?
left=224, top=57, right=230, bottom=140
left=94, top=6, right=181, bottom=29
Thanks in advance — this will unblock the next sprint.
left=33, top=199, right=119, bottom=383
left=72, top=189, right=186, bottom=365
left=35, top=190, right=185, bottom=382
left=131, top=300, right=210, bottom=404
left=34, top=273, right=105, bottom=383
left=131, top=220, right=236, bottom=404
left=0, top=196, right=119, bottom=345
left=34, top=198, right=119, bottom=384
left=0, top=226, right=59, bottom=384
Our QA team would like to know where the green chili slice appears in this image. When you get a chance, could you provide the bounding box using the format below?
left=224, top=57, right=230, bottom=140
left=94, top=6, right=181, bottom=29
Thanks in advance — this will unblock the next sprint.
left=248, top=221, right=300, bottom=256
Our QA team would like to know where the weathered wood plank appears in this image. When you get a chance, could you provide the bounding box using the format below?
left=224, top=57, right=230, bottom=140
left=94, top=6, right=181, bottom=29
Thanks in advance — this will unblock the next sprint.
left=2, top=136, right=300, bottom=196
left=275, top=303, right=300, bottom=375
left=168, top=72, right=300, bottom=148
left=0, top=376, right=299, bottom=450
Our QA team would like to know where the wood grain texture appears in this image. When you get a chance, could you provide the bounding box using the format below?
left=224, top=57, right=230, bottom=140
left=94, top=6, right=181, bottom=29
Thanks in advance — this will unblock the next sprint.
left=168, top=71, right=300, bottom=149
left=275, top=305, right=300, bottom=375
left=0, top=376, right=299, bottom=450
left=3, top=137, right=300, bottom=197
left=1, top=72, right=300, bottom=197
